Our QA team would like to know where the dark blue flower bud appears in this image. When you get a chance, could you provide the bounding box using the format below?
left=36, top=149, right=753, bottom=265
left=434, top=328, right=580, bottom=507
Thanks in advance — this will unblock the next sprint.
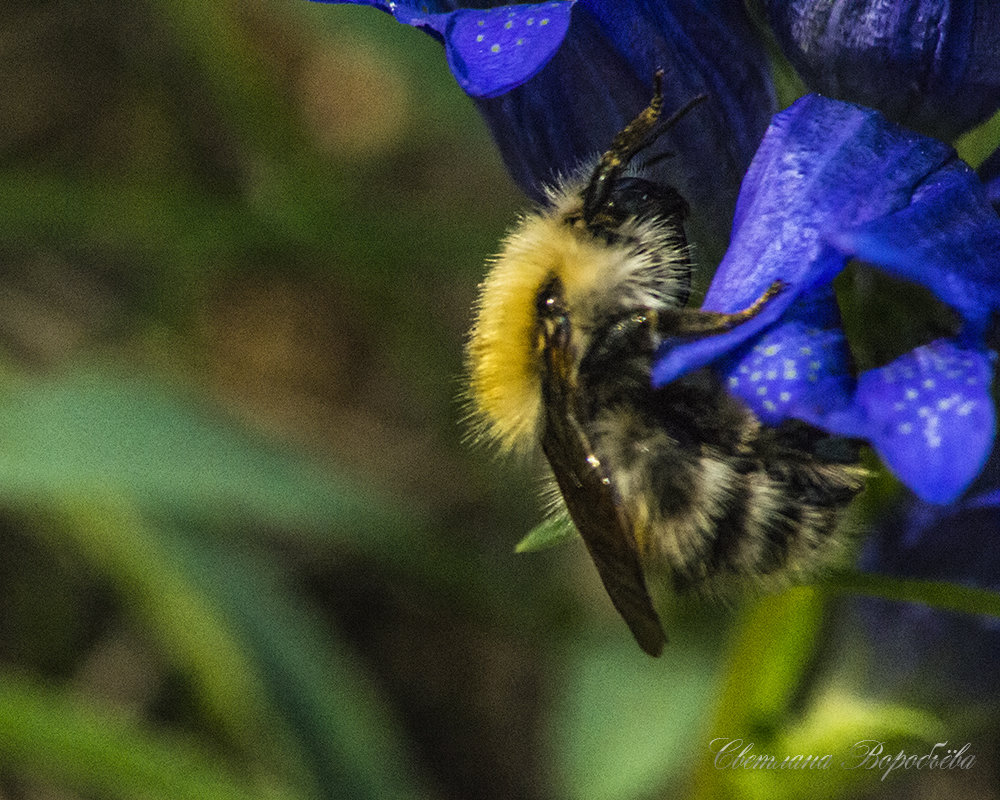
left=764, top=0, right=1000, bottom=140
left=854, top=444, right=1000, bottom=704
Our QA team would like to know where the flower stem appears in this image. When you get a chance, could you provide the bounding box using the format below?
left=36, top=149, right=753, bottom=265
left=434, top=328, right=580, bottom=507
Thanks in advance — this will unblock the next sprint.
left=822, top=571, right=1000, bottom=618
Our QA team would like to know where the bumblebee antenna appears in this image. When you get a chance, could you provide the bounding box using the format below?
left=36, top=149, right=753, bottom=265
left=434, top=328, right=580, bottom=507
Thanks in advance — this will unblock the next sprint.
left=582, top=70, right=706, bottom=223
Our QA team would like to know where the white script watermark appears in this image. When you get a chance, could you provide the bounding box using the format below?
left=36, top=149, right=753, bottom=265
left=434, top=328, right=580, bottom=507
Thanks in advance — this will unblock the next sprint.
left=710, top=738, right=975, bottom=781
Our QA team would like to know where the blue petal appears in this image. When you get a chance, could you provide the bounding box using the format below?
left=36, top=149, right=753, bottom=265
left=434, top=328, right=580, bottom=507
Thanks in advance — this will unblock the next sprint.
left=828, top=342, right=996, bottom=504
left=653, top=94, right=958, bottom=387
left=715, top=289, right=854, bottom=425
left=652, top=95, right=1000, bottom=500
left=705, top=95, right=956, bottom=312
left=474, top=0, right=776, bottom=259
left=964, top=487, right=1000, bottom=511
left=871, top=430, right=1000, bottom=548
left=442, top=3, right=575, bottom=97
left=764, top=0, right=1000, bottom=140
left=309, top=2, right=575, bottom=97
left=307, top=1, right=449, bottom=37
left=308, top=0, right=443, bottom=10
left=828, top=160, right=1000, bottom=337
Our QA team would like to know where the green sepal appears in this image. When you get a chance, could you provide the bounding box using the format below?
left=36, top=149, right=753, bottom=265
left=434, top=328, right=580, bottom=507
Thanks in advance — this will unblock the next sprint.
left=515, top=517, right=577, bottom=553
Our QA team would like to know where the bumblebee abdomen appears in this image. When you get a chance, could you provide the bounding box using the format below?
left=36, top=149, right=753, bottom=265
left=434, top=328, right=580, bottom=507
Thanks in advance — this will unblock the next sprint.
left=589, top=386, right=865, bottom=596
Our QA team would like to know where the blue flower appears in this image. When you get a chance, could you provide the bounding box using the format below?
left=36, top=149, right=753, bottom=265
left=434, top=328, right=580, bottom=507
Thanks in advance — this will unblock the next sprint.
left=851, top=444, right=1000, bottom=703
left=763, top=0, right=1000, bottom=140
left=310, top=0, right=777, bottom=258
left=313, top=2, right=1000, bottom=502
left=652, top=95, right=1000, bottom=504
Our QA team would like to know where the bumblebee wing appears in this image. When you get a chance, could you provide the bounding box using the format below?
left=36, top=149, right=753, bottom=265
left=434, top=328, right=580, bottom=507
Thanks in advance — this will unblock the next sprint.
left=541, top=410, right=666, bottom=657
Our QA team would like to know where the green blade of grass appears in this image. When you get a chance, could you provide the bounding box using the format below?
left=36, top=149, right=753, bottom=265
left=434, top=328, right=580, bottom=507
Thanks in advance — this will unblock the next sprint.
left=164, top=526, right=428, bottom=800
left=0, top=367, right=491, bottom=599
left=0, top=672, right=301, bottom=800
left=34, top=496, right=428, bottom=800
left=688, top=587, right=827, bottom=800
left=32, top=496, right=285, bottom=764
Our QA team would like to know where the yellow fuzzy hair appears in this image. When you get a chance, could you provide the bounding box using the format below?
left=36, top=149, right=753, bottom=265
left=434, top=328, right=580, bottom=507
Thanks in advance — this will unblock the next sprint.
left=465, top=183, right=683, bottom=453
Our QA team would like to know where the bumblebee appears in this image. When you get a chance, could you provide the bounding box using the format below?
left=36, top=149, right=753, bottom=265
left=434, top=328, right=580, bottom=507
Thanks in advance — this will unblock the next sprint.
left=466, top=73, right=866, bottom=656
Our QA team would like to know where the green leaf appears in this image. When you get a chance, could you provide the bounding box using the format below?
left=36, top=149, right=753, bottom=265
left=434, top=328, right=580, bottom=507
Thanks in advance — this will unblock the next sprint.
left=551, top=633, right=720, bottom=800
left=515, top=517, right=577, bottom=553
left=161, top=526, right=428, bottom=800
left=717, top=587, right=826, bottom=728
left=32, top=496, right=286, bottom=764
left=687, top=581, right=964, bottom=800
left=0, top=672, right=301, bottom=800
left=723, top=690, right=941, bottom=800
left=0, top=370, right=411, bottom=545
left=689, top=587, right=827, bottom=800
left=0, top=367, right=495, bottom=604
left=956, top=105, right=1000, bottom=168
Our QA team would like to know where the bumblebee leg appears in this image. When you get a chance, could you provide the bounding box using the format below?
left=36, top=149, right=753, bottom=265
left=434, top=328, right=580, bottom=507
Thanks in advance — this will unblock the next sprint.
left=727, top=280, right=786, bottom=322
left=660, top=280, right=786, bottom=338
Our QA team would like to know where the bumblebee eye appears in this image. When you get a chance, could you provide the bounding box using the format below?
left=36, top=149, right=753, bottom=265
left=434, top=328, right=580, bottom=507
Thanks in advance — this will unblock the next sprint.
left=535, top=276, right=571, bottom=348
left=535, top=276, right=565, bottom=320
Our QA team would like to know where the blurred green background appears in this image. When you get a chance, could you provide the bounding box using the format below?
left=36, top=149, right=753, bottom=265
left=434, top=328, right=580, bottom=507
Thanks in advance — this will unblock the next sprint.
left=1, top=2, right=998, bottom=799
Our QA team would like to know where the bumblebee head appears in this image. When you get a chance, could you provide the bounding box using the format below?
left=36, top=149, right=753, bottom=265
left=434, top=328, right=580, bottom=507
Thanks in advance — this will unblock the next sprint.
left=465, top=75, right=704, bottom=452
left=465, top=169, right=692, bottom=453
